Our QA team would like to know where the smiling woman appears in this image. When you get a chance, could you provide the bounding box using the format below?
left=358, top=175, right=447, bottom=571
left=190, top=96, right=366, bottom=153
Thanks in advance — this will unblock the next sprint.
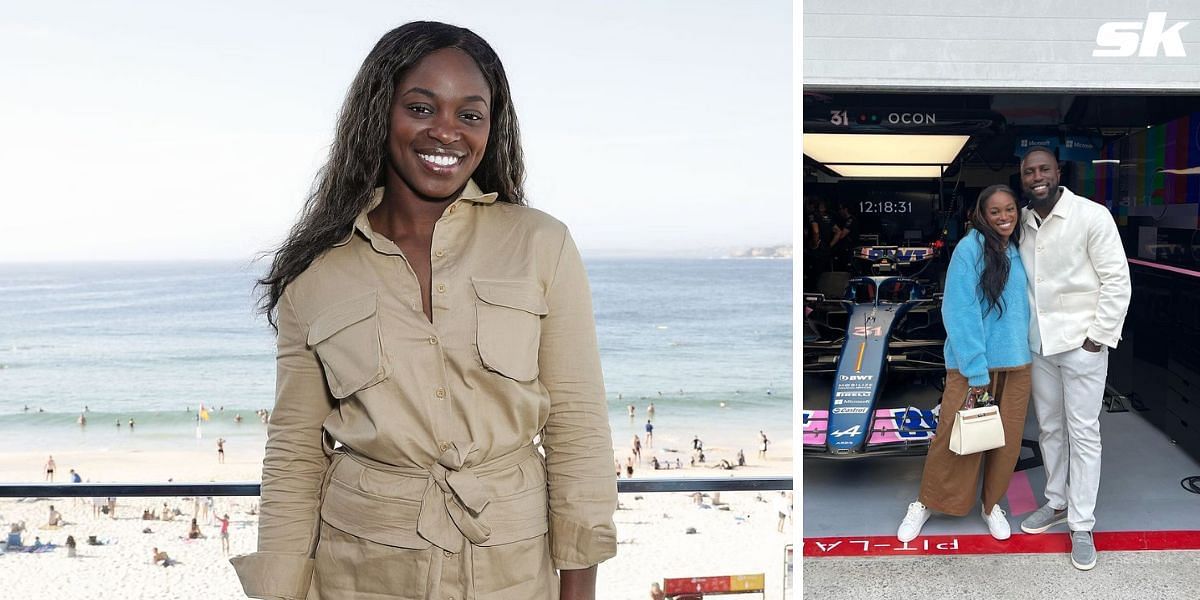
left=235, top=21, right=616, bottom=600
left=384, top=48, right=491, bottom=202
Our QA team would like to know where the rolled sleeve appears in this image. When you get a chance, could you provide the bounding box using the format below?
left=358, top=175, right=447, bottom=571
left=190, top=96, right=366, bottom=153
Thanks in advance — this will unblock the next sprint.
left=229, top=551, right=314, bottom=600
left=1085, top=212, right=1131, bottom=348
left=537, top=228, right=618, bottom=570
left=231, top=288, right=335, bottom=599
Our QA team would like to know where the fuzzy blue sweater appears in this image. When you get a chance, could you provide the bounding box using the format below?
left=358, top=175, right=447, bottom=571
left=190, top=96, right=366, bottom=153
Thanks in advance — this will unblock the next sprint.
left=942, top=229, right=1032, bottom=386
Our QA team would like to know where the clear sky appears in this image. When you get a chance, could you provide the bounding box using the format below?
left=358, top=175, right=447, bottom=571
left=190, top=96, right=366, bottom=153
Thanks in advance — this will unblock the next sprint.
left=0, top=0, right=792, bottom=262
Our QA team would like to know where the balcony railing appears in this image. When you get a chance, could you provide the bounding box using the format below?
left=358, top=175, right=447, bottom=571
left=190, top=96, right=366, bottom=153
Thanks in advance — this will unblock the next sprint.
left=1, top=478, right=793, bottom=599
left=0, top=476, right=792, bottom=498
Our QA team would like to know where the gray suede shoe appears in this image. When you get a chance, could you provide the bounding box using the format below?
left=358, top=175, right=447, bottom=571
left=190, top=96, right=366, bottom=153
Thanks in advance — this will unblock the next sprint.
left=1071, top=530, right=1097, bottom=570
left=1020, top=503, right=1067, bottom=534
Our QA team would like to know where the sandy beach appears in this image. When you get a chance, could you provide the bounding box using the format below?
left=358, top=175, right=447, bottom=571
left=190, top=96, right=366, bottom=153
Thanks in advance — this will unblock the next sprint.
left=1, top=439, right=793, bottom=599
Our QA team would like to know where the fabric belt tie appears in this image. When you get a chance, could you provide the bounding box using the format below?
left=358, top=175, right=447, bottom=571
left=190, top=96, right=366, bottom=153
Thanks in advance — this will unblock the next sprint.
left=335, top=440, right=536, bottom=553
left=418, top=441, right=493, bottom=550
left=327, top=439, right=537, bottom=599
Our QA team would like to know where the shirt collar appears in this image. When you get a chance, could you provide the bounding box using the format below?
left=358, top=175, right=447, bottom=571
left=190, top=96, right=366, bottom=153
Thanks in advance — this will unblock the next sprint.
left=1022, top=185, right=1076, bottom=227
left=1045, top=186, right=1077, bottom=220
left=334, top=179, right=499, bottom=247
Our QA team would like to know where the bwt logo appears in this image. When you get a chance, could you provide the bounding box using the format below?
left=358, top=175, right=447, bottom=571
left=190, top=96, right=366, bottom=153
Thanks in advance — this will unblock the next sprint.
left=1093, top=12, right=1188, bottom=57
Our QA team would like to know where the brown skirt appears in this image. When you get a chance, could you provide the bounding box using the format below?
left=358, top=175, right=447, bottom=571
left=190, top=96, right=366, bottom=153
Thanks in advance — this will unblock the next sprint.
left=917, top=366, right=1032, bottom=516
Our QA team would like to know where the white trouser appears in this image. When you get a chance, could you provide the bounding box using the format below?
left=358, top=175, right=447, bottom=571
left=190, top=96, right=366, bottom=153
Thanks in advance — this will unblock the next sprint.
left=1031, top=346, right=1109, bottom=531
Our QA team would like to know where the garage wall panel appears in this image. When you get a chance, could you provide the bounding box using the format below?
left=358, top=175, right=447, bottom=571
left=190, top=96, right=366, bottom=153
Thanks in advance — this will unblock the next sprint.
left=804, top=0, right=1200, bottom=91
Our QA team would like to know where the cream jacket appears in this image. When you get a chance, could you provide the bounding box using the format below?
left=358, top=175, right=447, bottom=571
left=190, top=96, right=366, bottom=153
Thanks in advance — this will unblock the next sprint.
left=230, top=181, right=617, bottom=599
left=1019, top=186, right=1131, bottom=357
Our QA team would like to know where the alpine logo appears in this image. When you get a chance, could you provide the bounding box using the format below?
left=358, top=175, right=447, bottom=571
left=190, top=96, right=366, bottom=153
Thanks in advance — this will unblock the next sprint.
left=1093, top=12, right=1188, bottom=58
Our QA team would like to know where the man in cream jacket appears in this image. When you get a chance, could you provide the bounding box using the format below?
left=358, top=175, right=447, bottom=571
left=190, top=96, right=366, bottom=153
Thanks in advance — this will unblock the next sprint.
left=1015, top=147, right=1131, bottom=572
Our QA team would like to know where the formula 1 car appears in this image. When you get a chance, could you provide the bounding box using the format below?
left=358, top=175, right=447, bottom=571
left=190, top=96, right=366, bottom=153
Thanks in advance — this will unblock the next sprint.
left=803, top=242, right=948, bottom=458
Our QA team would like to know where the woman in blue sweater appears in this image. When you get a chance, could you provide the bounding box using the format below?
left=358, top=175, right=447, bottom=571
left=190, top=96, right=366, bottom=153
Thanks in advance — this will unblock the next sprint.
left=897, top=184, right=1033, bottom=542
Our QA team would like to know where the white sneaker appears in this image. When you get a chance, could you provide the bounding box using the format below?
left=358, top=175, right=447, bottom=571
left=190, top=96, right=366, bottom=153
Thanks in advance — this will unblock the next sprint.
left=897, top=501, right=931, bottom=542
left=982, top=505, right=1011, bottom=540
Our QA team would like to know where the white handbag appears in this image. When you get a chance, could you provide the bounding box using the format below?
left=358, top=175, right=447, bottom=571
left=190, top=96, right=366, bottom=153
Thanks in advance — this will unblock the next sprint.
left=949, top=392, right=1005, bottom=455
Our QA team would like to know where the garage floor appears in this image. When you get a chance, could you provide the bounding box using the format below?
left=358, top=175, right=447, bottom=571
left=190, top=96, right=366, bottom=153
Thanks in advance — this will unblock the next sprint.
left=803, top=373, right=1200, bottom=539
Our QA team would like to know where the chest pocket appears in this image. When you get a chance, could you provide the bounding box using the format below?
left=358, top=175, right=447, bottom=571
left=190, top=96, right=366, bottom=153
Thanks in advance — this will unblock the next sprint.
left=472, top=278, right=548, bottom=382
left=307, top=292, right=390, bottom=399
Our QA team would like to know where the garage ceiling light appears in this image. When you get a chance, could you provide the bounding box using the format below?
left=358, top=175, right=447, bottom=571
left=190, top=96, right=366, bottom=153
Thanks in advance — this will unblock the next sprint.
left=825, top=165, right=947, bottom=178
left=804, top=133, right=971, bottom=178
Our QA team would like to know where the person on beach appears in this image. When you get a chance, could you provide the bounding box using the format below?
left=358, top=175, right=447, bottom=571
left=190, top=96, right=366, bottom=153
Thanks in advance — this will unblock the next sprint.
left=218, top=513, right=231, bottom=556
left=692, top=435, right=702, bottom=451
left=188, top=518, right=205, bottom=540
left=47, top=505, right=63, bottom=527
left=153, top=547, right=174, bottom=567
left=70, top=469, right=83, bottom=506
left=77, top=412, right=87, bottom=427
left=128, top=418, right=135, bottom=431
left=233, top=21, right=617, bottom=600
left=44, top=455, right=55, bottom=482
left=649, top=582, right=666, bottom=600
left=626, top=457, right=635, bottom=479
left=217, top=438, right=226, bottom=464
left=1015, top=147, right=1130, bottom=571
left=646, top=402, right=655, bottom=421
left=632, top=435, right=642, bottom=463
left=897, top=184, right=1032, bottom=544
left=736, top=449, right=746, bottom=466
left=628, top=403, right=636, bottom=419
left=775, top=492, right=790, bottom=532
left=65, top=535, right=77, bottom=558
left=759, top=430, right=769, bottom=459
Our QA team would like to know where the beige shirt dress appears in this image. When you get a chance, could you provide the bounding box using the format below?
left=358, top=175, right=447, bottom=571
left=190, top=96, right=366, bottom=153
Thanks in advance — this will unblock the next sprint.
left=230, top=181, right=618, bottom=599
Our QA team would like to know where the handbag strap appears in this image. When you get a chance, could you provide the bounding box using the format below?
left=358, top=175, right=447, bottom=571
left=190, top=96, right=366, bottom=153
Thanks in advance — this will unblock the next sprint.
left=963, top=389, right=993, bottom=410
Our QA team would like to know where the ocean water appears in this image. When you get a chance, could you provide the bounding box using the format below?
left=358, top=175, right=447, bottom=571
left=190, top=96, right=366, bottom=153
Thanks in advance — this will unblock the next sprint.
left=0, top=259, right=792, bottom=456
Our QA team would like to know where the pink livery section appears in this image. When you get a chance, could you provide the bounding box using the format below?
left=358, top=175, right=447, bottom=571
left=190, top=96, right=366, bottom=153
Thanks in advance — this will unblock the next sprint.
left=803, top=407, right=939, bottom=447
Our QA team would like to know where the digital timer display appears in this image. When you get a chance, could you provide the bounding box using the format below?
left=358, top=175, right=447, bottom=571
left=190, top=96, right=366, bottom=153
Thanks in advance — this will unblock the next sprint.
left=858, top=201, right=914, bottom=214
